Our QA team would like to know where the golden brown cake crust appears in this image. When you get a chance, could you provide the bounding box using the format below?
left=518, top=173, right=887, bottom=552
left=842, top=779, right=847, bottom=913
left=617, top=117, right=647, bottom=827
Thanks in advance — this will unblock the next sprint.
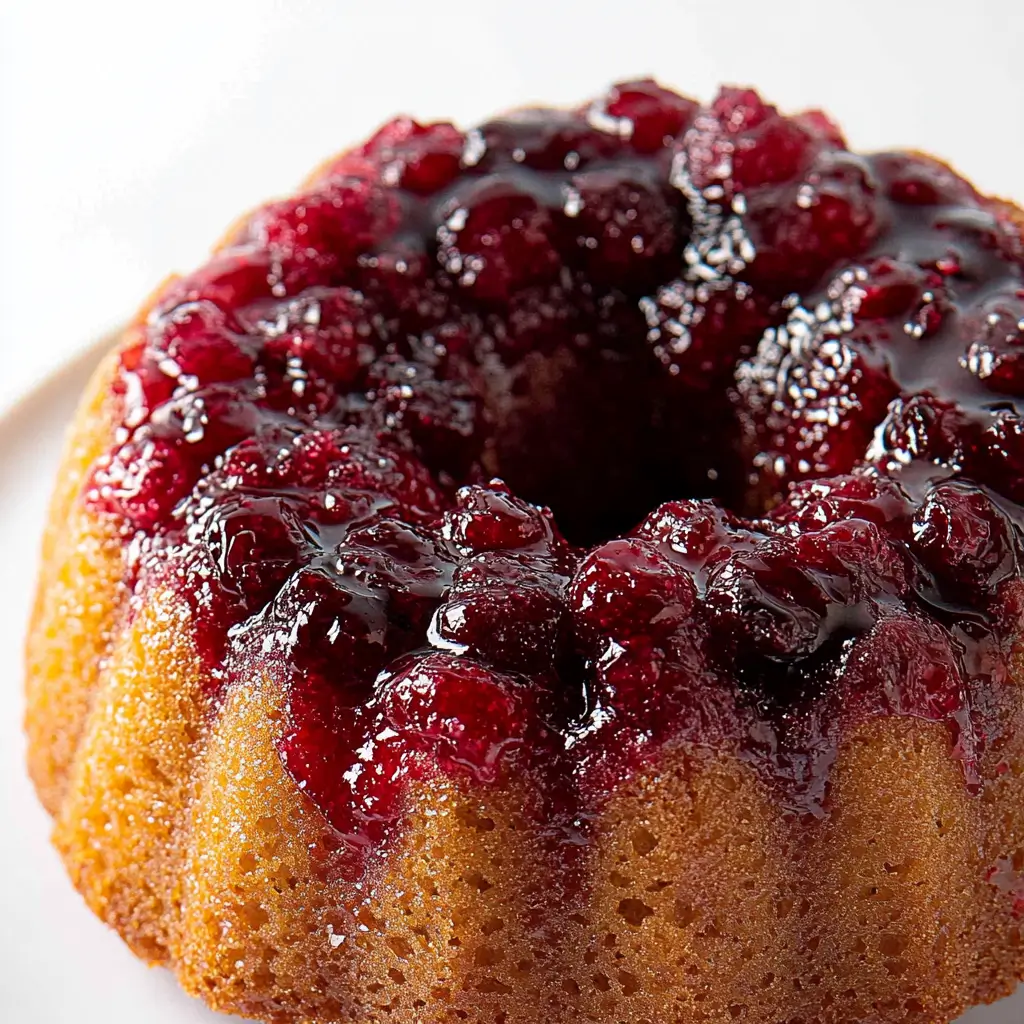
left=24, top=374, right=1024, bottom=1019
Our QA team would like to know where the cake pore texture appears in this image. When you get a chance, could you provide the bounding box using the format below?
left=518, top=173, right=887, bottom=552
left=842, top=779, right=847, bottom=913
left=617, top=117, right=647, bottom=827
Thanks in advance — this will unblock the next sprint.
left=24, top=80, right=1024, bottom=1023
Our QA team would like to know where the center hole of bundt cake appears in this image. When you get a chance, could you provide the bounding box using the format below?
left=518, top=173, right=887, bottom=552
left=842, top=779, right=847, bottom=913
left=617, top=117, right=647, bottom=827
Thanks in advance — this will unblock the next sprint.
left=478, top=344, right=741, bottom=547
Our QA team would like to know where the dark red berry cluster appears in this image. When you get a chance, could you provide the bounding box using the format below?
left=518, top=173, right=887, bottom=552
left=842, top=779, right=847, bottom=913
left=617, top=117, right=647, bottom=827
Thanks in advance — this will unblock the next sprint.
left=87, top=81, right=1024, bottom=860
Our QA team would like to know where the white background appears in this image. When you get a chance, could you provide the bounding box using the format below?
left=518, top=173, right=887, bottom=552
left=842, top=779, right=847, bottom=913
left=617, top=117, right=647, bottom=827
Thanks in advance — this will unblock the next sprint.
left=2, top=1, right=1024, bottom=1021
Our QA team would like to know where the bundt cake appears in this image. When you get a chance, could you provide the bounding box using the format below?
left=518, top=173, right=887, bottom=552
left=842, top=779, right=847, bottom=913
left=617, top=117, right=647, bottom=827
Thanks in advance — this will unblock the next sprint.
left=25, top=80, right=1024, bottom=1023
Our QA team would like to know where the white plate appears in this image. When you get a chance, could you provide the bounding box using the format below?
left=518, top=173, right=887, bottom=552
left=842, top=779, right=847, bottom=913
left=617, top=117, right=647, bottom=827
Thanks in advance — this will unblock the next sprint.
left=0, top=346, right=1022, bottom=1023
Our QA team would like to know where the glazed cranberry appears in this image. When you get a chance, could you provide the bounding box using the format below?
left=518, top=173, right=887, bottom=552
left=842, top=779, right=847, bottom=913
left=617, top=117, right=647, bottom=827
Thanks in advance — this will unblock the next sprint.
left=146, top=385, right=263, bottom=470
left=250, top=179, right=399, bottom=282
left=360, top=118, right=465, bottom=195
left=157, top=246, right=274, bottom=313
left=685, top=88, right=787, bottom=192
left=961, top=290, right=1024, bottom=394
left=568, top=538, right=697, bottom=648
left=436, top=179, right=562, bottom=301
left=253, top=287, right=384, bottom=389
left=277, top=667, right=416, bottom=860
left=431, top=552, right=569, bottom=673
left=868, top=394, right=970, bottom=470
left=873, top=152, right=978, bottom=207
left=636, top=499, right=763, bottom=576
left=597, top=78, right=697, bottom=153
left=792, top=109, right=846, bottom=149
left=737, top=308, right=900, bottom=498
left=431, top=580, right=565, bottom=673
left=155, top=301, right=256, bottom=386
left=443, top=485, right=562, bottom=554
left=366, top=354, right=482, bottom=476
left=115, top=335, right=178, bottom=411
left=476, top=108, right=621, bottom=173
left=933, top=206, right=1024, bottom=278
left=332, top=520, right=454, bottom=643
left=706, top=538, right=829, bottom=658
left=379, top=653, right=540, bottom=783
left=201, top=494, right=309, bottom=612
left=853, top=258, right=946, bottom=329
left=567, top=170, right=679, bottom=286
left=706, top=519, right=903, bottom=659
left=799, top=517, right=906, bottom=598
left=272, top=563, right=393, bottom=691
left=581, top=636, right=704, bottom=750
left=844, top=614, right=969, bottom=724
left=910, top=481, right=1016, bottom=600
left=90, top=436, right=191, bottom=530
left=216, top=428, right=447, bottom=525
left=642, top=280, right=775, bottom=389
left=737, top=256, right=958, bottom=495
left=745, top=150, right=881, bottom=288
left=772, top=473, right=912, bottom=532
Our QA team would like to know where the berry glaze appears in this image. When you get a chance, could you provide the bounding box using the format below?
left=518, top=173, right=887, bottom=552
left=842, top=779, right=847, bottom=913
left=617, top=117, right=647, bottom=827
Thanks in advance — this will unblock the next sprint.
left=88, top=82, right=1024, bottom=873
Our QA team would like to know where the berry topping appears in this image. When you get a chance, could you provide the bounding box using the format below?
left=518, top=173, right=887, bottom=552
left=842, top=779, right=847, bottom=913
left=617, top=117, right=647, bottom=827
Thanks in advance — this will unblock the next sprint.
left=568, top=538, right=697, bottom=648
left=89, top=81, right=1024, bottom=855
left=378, top=653, right=542, bottom=783
left=436, top=180, right=562, bottom=301
left=910, top=480, right=1017, bottom=601
left=961, top=290, right=1024, bottom=394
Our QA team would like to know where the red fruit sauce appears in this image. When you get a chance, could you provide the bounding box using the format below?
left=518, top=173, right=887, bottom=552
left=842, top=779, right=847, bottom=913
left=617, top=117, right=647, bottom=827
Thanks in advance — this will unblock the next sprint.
left=86, top=81, right=1024, bottom=873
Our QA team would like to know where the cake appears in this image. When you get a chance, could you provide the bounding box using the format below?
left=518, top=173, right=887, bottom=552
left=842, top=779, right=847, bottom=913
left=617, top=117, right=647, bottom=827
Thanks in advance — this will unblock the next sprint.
left=24, top=80, right=1024, bottom=1023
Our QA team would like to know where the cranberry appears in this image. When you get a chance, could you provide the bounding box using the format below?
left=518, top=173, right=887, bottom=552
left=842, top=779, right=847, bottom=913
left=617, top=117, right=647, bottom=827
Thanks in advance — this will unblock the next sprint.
left=251, top=178, right=398, bottom=284
left=705, top=538, right=827, bottom=658
left=642, top=279, right=775, bottom=389
left=873, top=152, right=978, bottom=207
left=636, top=499, right=763, bottom=577
left=567, top=169, right=679, bottom=286
left=477, top=108, right=621, bottom=173
left=853, top=258, right=947, bottom=331
left=737, top=305, right=900, bottom=499
left=443, top=485, right=562, bottom=554
left=365, top=353, right=482, bottom=476
left=961, top=290, right=1024, bottom=394
left=89, top=436, right=191, bottom=530
left=436, top=179, right=562, bottom=301
left=115, top=335, right=177, bottom=411
left=431, top=551, right=569, bottom=673
left=772, top=473, right=912, bottom=532
left=151, top=300, right=256, bottom=387
left=976, top=406, right=1024, bottom=478
left=597, top=79, right=698, bottom=154
left=792, top=110, right=846, bottom=149
left=568, top=538, right=696, bottom=648
left=360, top=118, right=465, bottom=195
left=910, top=480, right=1016, bottom=601
left=216, top=428, right=447, bottom=524
left=149, top=384, right=262, bottom=460
left=685, top=88, right=786, bottom=193
left=271, top=561, right=394, bottom=691
left=201, top=494, right=309, bottom=612
left=706, top=519, right=903, bottom=660
left=157, top=246, right=274, bottom=313
left=252, top=287, right=384, bottom=390
left=844, top=614, right=970, bottom=726
left=379, top=653, right=540, bottom=783
left=868, top=394, right=971, bottom=471
left=745, top=150, right=881, bottom=289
